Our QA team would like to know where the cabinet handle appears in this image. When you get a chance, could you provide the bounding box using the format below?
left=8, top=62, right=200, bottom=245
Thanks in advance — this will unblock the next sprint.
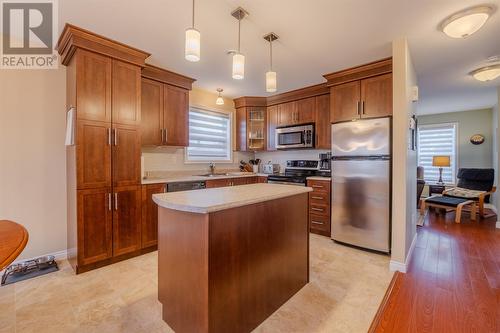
left=311, top=220, right=324, bottom=225
left=161, top=129, right=164, bottom=143
left=361, top=101, right=365, bottom=115
left=114, top=193, right=118, bottom=211
left=311, top=196, right=324, bottom=200
left=107, top=193, right=111, bottom=211
left=311, top=207, right=324, bottom=212
left=107, top=128, right=112, bottom=146
left=164, top=129, right=168, bottom=143
left=357, top=101, right=361, bottom=115
left=312, top=185, right=324, bottom=188
left=114, top=129, right=118, bottom=146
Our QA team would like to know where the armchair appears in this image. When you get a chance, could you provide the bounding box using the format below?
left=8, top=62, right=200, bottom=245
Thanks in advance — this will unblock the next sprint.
left=443, top=168, right=496, bottom=218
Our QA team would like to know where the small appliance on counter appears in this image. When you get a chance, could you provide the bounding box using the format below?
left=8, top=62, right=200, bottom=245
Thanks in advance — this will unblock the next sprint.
left=319, top=152, right=331, bottom=171
left=262, top=162, right=280, bottom=174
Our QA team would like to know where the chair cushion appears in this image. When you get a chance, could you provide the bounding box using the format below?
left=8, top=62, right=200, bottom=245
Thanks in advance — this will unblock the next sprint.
left=444, top=187, right=486, bottom=200
left=456, top=168, right=494, bottom=203
left=425, top=196, right=471, bottom=207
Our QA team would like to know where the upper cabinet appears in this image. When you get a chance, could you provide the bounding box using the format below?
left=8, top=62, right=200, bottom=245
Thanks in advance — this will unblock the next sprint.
left=314, top=94, right=331, bottom=149
left=112, top=60, right=141, bottom=126
left=277, top=101, right=297, bottom=126
left=267, top=105, right=278, bottom=151
left=277, top=97, right=315, bottom=127
left=234, top=97, right=267, bottom=152
left=140, top=65, right=195, bottom=147
left=324, top=58, right=392, bottom=123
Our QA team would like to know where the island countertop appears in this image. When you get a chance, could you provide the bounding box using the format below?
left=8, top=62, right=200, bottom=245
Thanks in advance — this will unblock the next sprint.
left=153, top=183, right=312, bottom=214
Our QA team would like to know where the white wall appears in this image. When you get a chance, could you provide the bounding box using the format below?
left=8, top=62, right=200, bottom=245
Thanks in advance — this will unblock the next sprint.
left=391, top=38, right=417, bottom=272
left=0, top=68, right=67, bottom=260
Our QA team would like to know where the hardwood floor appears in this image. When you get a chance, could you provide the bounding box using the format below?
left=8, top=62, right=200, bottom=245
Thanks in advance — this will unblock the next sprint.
left=371, top=210, right=499, bottom=333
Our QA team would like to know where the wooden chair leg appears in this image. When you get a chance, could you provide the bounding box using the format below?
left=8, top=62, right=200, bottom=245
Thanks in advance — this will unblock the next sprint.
left=420, top=199, right=426, bottom=215
left=478, top=199, right=485, bottom=218
left=455, top=204, right=463, bottom=224
left=470, top=202, right=477, bottom=221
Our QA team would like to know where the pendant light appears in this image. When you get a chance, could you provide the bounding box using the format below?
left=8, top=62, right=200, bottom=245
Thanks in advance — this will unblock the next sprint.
left=231, top=7, right=248, bottom=80
left=185, top=0, right=200, bottom=62
left=215, top=88, right=224, bottom=105
left=440, top=5, right=494, bottom=39
left=264, top=33, right=279, bottom=92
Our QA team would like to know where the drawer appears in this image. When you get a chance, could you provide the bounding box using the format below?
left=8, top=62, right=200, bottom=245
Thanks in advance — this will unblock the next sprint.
left=309, top=214, right=330, bottom=235
left=307, top=180, right=330, bottom=193
left=309, top=192, right=330, bottom=206
left=309, top=203, right=330, bottom=217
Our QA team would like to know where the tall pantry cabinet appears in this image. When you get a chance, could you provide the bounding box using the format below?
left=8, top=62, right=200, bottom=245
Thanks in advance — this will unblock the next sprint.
left=57, top=24, right=151, bottom=273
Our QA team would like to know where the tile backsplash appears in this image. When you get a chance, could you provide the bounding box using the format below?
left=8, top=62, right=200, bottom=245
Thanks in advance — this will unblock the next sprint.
left=255, top=149, right=330, bottom=171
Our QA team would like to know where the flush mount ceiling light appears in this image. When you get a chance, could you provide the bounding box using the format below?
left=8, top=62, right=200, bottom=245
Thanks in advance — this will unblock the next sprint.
left=185, top=0, right=200, bottom=62
left=440, top=5, right=494, bottom=38
left=231, top=7, right=248, bottom=80
left=264, top=32, right=279, bottom=93
left=215, top=88, right=224, bottom=105
left=470, top=64, right=500, bottom=82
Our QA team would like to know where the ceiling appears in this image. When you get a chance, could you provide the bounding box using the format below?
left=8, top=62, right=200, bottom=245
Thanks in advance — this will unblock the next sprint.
left=58, top=0, right=500, bottom=114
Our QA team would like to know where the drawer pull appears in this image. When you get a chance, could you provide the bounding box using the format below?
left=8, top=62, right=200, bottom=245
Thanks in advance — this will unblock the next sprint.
left=311, top=220, right=324, bottom=225
left=311, top=207, right=324, bottom=212
left=312, top=185, right=324, bottom=188
left=311, top=196, right=324, bottom=200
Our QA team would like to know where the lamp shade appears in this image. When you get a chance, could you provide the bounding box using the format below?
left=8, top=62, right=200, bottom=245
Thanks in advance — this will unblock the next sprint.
left=185, top=28, right=200, bottom=62
left=266, top=71, right=277, bottom=92
left=432, top=155, right=450, bottom=167
left=232, top=53, right=245, bottom=80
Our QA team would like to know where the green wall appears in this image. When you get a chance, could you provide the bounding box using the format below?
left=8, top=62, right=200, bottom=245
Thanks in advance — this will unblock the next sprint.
left=418, top=108, right=493, bottom=169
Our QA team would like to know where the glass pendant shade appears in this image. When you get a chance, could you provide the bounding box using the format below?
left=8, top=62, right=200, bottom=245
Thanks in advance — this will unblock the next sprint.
left=266, top=71, right=277, bottom=92
left=471, top=65, right=500, bottom=82
left=185, top=28, right=200, bottom=62
left=232, top=53, right=245, bottom=80
left=441, top=6, right=492, bottom=38
left=216, top=96, right=224, bottom=105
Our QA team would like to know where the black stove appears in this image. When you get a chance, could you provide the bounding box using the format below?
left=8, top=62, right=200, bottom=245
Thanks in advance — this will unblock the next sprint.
left=267, top=160, right=330, bottom=185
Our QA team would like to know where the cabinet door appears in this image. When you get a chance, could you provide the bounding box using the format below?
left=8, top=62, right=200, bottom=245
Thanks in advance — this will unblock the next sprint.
left=112, top=124, right=141, bottom=187
left=76, top=120, right=112, bottom=189
left=141, top=78, right=163, bottom=146
left=141, top=184, right=165, bottom=248
left=164, top=85, right=189, bottom=146
left=236, top=107, right=247, bottom=151
left=278, top=101, right=297, bottom=126
left=232, top=177, right=249, bottom=186
left=296, top=97, right=315, bottom=124
left=76, top=49, right=112, bottom=122
left=267, top=105, right=278, bottom=151
left=113, top=185, right=142, bottom=257
left=257, top=176, right=268, bottom=183
left=77, top=188, right=113, bottom=266
left=330, top=81, right=360, bottom=123
left=112, top=60, right=141, bottom=126
left=206, top=179, right=230, bottom=188
left=315, top=94, right=331, bottom=149
left=361, top=73, right=392, bottom=118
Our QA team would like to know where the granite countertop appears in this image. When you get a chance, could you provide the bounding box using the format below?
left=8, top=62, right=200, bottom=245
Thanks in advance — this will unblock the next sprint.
left=142, top=172, right=269, bottom=185
left=306, top=176, right=332, bottom=181
left=152, top=183, right=312, bottom=214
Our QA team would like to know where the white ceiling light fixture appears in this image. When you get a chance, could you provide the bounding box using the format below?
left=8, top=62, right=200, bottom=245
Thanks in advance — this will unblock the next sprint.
left=264, top=32, right=279, bottom=93
left=470, top=64, right=500, bottom=82
left=185, top=0, right=200, bottom=62
left=440, top=5, right=494, bottom=38
left=215, top=88, right=224, bottom=105
left=231, top=7, right=248, bottom=80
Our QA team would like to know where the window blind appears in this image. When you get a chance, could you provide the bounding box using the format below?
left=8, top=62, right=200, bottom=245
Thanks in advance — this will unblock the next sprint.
left=417, top=123, right=457, bottom=184
left=186, top=107, right=231, bottom=161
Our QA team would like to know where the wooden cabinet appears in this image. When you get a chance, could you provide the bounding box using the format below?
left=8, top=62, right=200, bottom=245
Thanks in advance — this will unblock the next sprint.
left=112, top=186, right=142, bottom=257
left=307, top=179, right=331, bottom=237
left=257, top=176, right=268, bottom=183
left=75, top=50, right=112, bottom=123
left=247, top=108, right=266, bottom=151
left=77, top=188, right=113, bottom=266
left=236, top=107, right=247, bottom=151
left=164, top=85, right=189, bottom=146
left=330, top=81, right=361, bottom=122
left=277, top=97, right=315, bottom=127
left=296, top=97, right=315, bottom=124
left=140, top=66, right=194, bottom=147
left=76, top=120, right=112, bottom=189
left=267, top=105, right=278, bottom=151
left=141, top=78, right=163, bottom=146
left=112, top=60, right=141, bottom=126
left=112, top=124, right=141, bottom=187
left=330, top=74, right=392, bottom=123
left=277, top=101, right=297, bottom=126
left=141, top=183, right=166, bottom=248
left=360, top=73, right=392, bottom=119
left=315, top=94, right=331, bottom=149
left=206, top=176, right=257, bottom=188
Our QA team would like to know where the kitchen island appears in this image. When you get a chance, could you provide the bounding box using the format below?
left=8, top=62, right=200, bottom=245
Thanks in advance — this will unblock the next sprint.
left=153, top=183, right=312, bottom=333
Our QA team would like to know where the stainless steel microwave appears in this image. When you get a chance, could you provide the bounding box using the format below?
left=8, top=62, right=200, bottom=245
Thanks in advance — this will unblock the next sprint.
left=276, top=124, right=314, bottom=149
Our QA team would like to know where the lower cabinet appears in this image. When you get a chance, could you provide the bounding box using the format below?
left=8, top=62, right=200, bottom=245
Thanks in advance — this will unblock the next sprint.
left=307, top=179, right=331, bottom=237
left=206, top=176, right=258, bottom=188
left=141, top=183, right=166, bottom=248
left=112, top=186, right=142, bottom=257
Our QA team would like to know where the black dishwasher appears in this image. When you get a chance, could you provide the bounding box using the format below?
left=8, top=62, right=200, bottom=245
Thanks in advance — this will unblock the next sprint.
left=167, top=181, right=206, bottom=192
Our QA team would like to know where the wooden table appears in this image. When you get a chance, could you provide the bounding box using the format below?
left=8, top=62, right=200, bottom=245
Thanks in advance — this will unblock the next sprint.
left=0, top=220, right=29, bottom=270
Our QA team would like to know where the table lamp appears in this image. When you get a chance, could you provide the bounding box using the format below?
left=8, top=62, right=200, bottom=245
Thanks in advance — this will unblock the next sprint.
left=432, top=155, right=450, bottom=184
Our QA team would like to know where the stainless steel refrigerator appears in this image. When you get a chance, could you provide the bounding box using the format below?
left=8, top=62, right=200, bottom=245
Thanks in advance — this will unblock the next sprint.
left=331, top=117, right=391, bottom=252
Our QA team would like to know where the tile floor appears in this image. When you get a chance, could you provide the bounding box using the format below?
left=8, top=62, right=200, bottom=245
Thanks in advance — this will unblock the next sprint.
left=0, top=235, right=392, bottom=333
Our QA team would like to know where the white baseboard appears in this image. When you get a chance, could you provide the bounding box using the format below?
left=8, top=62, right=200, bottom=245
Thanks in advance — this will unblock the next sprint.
left=390, top=233, right=417, bottom=273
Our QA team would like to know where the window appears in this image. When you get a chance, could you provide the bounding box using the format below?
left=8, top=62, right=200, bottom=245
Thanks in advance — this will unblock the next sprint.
left=186, top=107, right=232, bottom=162
left=417, top=123, right=458, bottom=184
